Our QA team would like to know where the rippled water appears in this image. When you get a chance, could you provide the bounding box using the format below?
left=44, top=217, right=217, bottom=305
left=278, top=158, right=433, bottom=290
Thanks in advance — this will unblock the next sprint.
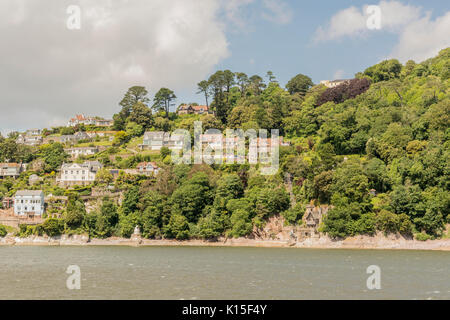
left=0, top=246, right=449, bottom=299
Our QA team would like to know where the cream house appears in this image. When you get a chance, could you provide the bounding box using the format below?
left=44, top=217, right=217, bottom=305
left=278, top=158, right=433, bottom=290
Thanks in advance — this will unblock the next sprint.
left=64, top=146, right=99, bottom=158
left=58, top=161, right=103, bottom=186
left=0, top=163, right=26, bottom=179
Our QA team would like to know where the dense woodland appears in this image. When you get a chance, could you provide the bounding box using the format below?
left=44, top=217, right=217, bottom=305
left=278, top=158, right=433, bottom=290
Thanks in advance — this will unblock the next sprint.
left=0, top=48, right=449, bottom=241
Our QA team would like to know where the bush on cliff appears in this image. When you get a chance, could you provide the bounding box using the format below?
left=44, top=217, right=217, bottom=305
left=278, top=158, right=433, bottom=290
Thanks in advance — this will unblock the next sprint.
left=0, top=224, right=7, bottom=237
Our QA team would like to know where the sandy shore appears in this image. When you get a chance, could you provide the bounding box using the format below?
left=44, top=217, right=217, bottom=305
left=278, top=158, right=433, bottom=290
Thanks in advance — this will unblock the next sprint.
left=1, top=233, right=449, bottom=251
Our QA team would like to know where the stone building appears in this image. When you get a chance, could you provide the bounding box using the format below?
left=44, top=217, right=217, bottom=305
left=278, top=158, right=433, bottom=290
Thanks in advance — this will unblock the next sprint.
left=298, top=204, right=330, bottom=238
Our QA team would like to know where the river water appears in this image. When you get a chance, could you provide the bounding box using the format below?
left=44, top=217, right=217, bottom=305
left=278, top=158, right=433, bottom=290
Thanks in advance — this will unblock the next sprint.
left=0, top=246, right=449, bottom=299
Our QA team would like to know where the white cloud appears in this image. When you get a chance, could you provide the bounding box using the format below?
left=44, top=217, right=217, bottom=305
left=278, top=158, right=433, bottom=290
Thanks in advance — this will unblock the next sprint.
left=223, top=0, right=255, bottom=29
left=390, top=11, right=450, bottom=62
left=261, top=0, right=293, bottom=25
left=314, top=6, right=367, bottom=42
left=0, top=0, right=230, bottom=132
left=313, top=1, right=449, bottom=63
left=314, top=1, right=423, bottom=43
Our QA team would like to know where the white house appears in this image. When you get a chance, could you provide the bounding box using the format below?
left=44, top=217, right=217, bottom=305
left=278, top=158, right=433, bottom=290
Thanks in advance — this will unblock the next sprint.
left=64, top=146, right=99, bottom=158
left=58, top=161, right=103, bottom=186
left=14, top=190, right=45, bottom=216
left=319, top=79, right=351, bottom=88
left=68, top=114, right=113, bottom=127
left=140, top=131, right=184, bottom=151
left=0, top=163, right=25, bottom=179
left=26, top=129, right=42, bottom=136
left=16, top=134, right=43, bottom=146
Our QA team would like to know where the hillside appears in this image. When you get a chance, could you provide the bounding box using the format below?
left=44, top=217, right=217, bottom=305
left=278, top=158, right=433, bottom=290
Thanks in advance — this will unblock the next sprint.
left=0, top=48, right=448, bottom=242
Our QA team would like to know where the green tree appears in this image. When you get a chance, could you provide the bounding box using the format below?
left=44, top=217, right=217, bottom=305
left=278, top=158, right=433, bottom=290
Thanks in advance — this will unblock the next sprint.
left=39, top=143, right=68, bottom=173
left=364, top=59, right=403, bottom=82
left=42, top=218, right=64, bottom=237
left=128, top=102, right=153, bottom=129
left=170, top=173, right=212, bottom=222
left=164, top=213, right=190, bottom=240
left=95, top=168, right=114, bottom=185
left=114, top=86, right=150, bottom=130
left=95, top=198, right=119, bottom=238
left=197, top=80, right=211, bottom=107
left=153, top=88, right=176, bottom=118
left=286, top=73, right=313, bottom=95
left=0, top=225, right=7, bottom=237
left=65, top=194, right=86, bottom=229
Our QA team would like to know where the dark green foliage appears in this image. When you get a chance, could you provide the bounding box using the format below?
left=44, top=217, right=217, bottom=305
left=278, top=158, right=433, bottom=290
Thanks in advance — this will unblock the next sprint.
left=286, top=73, right=314, bottom=95
left=94, top=198, right=118, bottom=238
left=39, top=143, right=68, bottom=173
left=170, top=172, right=212, bottom=222
left=364, top=59, right=403, bottom=82
left=42, top=218, right=64, bottom=237
left=0, top=225, right=7, bottom=237
left=164, top=213, right=190, bottom=240
left=64, top=194, right=86, bottom=229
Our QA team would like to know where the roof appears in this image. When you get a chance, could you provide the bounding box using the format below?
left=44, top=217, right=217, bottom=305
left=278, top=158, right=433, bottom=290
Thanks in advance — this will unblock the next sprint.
left=192, top=105, right=208, bottom=111
left=61, top=161, right=103, bottom=170
left=143, top=131, right=169, bottom=139
left=15, top=190, right=44, bottom=197
left=137, top=162, right=159, bottom=169
left=178, top=104, right=208, bottom=111
left=65, top=146, right=98, bottom=150
left=0, top=163, right=21, bottom=168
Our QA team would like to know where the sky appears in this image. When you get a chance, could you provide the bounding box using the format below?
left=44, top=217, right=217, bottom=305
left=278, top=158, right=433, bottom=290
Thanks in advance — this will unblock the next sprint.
left=0, top=0, right=449, bottom=135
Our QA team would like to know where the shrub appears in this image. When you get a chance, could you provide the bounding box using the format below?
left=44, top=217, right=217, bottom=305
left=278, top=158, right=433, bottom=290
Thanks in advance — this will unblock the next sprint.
left=415, top=233, right=432, bottom=241
left=0, top=225, right=7, bottom=237
left=281, top=203, right=305, bottom=225
left=229, top=209, right=253, bottom=238
left=42, top=218, right=64, bottom=237
left=164, top=213, right=190, bottom=240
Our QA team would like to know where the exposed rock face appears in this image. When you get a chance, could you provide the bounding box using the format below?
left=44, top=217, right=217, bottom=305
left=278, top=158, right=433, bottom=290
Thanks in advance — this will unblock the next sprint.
left=251, top=205, right=331, bottom=242
left=252, top=215, right=293, bottom=241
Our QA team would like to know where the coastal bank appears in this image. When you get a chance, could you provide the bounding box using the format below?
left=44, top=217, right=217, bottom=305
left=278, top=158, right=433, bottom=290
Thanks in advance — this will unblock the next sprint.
left=1, top=233, right=449, bottom=251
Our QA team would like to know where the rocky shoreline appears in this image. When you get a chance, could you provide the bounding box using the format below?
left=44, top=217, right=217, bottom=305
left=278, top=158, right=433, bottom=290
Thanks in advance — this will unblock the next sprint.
left=1, top=233, right=449, bottom=251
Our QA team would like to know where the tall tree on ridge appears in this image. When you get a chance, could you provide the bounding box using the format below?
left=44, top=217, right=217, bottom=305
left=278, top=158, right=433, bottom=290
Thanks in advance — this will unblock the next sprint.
left=153, top=88, right=176, bottom=118
left=235, top=72, right=249, bottom=94
left=114, top=86, right=150, bottom=130
left=197, top=80, right=211, bottom=107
